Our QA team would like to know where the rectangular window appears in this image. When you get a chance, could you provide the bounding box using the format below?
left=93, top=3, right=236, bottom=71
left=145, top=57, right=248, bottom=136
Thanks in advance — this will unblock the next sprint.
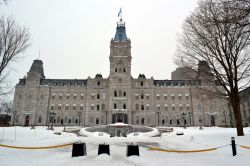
left=65, top=105, right=69, bottom=110
left=171, top=94, right=175, bottom=100
left=58, top=105, right=61, bottom=110
left=186, top=94, right=189, bottom=100
left=157, top=94, right=160, bottom=100
left=52, top=94, right=55, bottom=99
left=73, top=105, right=76, bottom=110
left=187, top=104, right=190, bottom=111
left=164, top=105, right=168, bottom=111
left=80, top=106, right=84, bottom=110
left=135, top=94, right=139, bottom=100
left=91, top=105, right=94, bottom=110
left=172, top=105, right=175, bottom=111
left=66, top=94, right=70, bottom=100
left=51, top=105, right=54, bottom=110
left=73, top=95, right=77, bottom=100
left=59, top=95, right=62, bottom=100
left=146, top=105, right=150, bottom=110
left=146, top=94, right=149, bottom=100
left=164, top=94, right=167, bottom=100
left=179, top=105, right=182, bottom=111
left=157, top=105, right=160, bottom=111
left=91, top=94, right=95, bottom=100
left=178, top=94, right=182, bottom=100
left=81, top=95, right=84, bottom=100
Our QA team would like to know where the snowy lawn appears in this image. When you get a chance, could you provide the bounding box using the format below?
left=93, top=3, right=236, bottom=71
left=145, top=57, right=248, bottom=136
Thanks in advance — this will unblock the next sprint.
left=0, top=126, right=250, bottom=166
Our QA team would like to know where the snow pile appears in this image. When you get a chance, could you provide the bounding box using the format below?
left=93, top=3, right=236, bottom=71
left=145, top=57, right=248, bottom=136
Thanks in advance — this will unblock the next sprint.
left=1, top=126, right=250, bottom=166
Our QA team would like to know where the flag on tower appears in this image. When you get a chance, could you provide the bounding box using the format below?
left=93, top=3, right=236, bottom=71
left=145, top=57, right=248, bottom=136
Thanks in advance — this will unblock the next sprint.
left=118, top=8, right=122, bottom=17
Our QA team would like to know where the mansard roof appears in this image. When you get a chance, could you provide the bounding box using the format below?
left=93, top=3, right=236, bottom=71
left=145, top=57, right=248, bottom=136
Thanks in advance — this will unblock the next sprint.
left=154, top=79, right=201, bottom=87
left=17, top=79, right=87, bottom=86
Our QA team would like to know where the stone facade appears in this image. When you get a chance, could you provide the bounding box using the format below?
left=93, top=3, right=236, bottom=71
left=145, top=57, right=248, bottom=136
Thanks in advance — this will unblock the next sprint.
left=12, top=20, right=230, bottom=127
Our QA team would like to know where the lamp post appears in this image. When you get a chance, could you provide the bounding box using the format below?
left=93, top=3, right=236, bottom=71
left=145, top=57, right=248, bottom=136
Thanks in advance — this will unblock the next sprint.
left=180, top=112, right=187, bottom=128
left=49, top=111, right=56, bottom=130
left=78, top=111, right=82, bottom=126
left=156, top=112, right=160, bottom=126
left=12, top=110, right=17, bottom=126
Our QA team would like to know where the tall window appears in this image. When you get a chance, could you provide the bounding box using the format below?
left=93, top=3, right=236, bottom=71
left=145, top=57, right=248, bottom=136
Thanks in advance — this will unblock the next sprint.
left=141, top=94, right=144, bottom=99
left=141, top=81, right=144, bottom=86
left=114, top=91, right=117, bottom=97
left=123, top=104, right=126, bottom=109
left=123, top=91, right=126, bottom=97
left=97, top=94, right=100, bottom=99
left=141, top=105, right=144, bottom=110
left=97, top=105, right=100, bottom=111
left=114, top=103, right=117, bottom=109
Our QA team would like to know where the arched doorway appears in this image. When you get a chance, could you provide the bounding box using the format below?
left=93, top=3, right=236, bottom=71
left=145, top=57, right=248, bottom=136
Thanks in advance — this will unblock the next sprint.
left=25, top=115, right=29, bottom=126
left=210, top=116, right=215, bottom=126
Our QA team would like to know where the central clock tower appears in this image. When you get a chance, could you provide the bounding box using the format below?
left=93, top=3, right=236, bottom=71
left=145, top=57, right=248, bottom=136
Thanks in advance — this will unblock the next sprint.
left=108, top=19, right=132, bottom=124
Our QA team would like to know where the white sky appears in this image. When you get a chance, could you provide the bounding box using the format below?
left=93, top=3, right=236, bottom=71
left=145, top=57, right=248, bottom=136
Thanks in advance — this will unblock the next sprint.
left=1, top=0, right=199, bottom=93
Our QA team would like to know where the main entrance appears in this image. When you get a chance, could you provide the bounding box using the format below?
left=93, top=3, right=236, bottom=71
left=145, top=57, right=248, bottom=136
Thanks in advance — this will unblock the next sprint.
left=112, top=113, right=128, bottom=124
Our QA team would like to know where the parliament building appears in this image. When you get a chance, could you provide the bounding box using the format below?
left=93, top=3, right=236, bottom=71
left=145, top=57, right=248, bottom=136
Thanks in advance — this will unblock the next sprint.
left=12, top=19, right=232, bottom=127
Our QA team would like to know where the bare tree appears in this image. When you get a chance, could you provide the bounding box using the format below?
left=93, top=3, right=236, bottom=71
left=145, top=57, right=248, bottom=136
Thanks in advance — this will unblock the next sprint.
left=0, top=16, right=30, bottom=95
left=176, top=0, right=250, bottom=136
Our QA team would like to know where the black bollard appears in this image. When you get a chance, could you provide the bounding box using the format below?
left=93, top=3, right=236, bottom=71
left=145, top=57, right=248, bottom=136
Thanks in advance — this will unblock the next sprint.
left=98, top=144, right=110, bottom=155
left=72, top=142, right=87, bottom=157
left=127, top=145, right=140, bottom=157
left=231, top=137, right=237, bottom=156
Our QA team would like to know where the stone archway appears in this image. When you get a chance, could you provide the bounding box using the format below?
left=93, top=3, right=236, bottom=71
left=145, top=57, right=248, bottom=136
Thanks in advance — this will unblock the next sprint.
left=25, top=115, right=30, bottom=126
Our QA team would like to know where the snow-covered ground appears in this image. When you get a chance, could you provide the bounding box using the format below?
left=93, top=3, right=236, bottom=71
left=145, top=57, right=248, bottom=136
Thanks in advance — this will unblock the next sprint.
left=0, top=126, right=250, bottom=166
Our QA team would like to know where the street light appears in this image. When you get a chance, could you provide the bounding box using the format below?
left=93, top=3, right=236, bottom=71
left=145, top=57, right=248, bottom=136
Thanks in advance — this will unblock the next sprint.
left=78, top=111, right=82, bottom=126
left=180, top=112, right=187, bottom=128
left=12, top=110, right=17, bottom=126
left=49, top=111, right=56, bottom=130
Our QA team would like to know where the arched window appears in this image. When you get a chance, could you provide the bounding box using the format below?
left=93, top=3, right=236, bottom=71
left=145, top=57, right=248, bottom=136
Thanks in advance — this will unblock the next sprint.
left=97, top=105, right=100, bottom=111
left=141, top=94, right=144, bottom=99
left=141, top=118, right=145, bottom=125
left=97, top=94, right=100, bottom=99
left=60, top=119, right=63, bottom=124
left=114, top=91, right=117, bottom=97
left=141, top=81, right=144, bottom=86
left=170, top=119, right=172, bottom=125
left=123, top=91, right=126, bottom=96
left=75, top=119, right=78, bottom=124
left=177, top=119, right=180, bottom=125
left=97, top=81, right=100, bottom=86
left=115, top=68, right=117, bottom=73
left=141, top=105, right=144, bottom=110
left=162, top=119, right=165, bottom=125
left=38, top=116, right=42, bottom=123
left=68, top=118, right=71, bottom=124
left=123, top=104, right=126, bottom=109
left=102, top=104, right=105, bottom=110
left=96, top=118, right=99, bottom=124
left=123, top=68, right=126, bottom=72
left=114, top=103, right=117, bottom=109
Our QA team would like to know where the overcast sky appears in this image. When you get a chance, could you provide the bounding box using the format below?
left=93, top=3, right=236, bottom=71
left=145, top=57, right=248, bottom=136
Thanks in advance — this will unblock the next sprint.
left=1, top=0, right=199, bottom=97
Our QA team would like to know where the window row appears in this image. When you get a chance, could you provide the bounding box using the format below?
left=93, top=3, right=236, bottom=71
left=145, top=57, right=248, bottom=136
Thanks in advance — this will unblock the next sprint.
left=134, top=93, right=190, bottom=100
left=113, top=103, right=127, bottom=109
left=51, top=104, right=86, bottom=111
left=51, top=94, right=85, bottom=100
left=134, top=104, right=190, bottom=111
left=114, top=90, right=126, bottom=97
